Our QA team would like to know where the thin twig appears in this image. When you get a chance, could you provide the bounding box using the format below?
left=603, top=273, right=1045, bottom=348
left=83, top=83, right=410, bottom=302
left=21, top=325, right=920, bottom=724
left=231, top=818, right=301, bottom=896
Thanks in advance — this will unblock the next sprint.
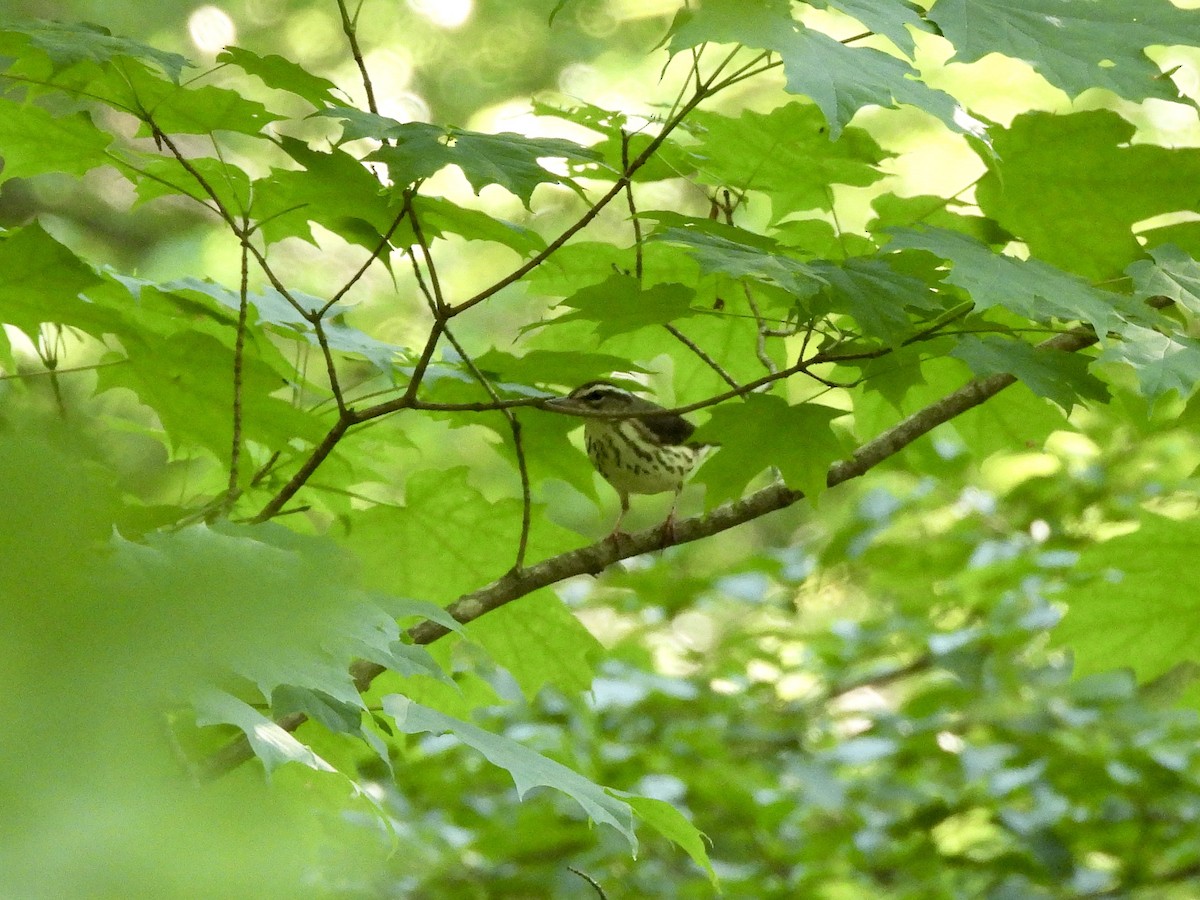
left=623, top=134, right=740, bottom=390
left=568, top=868, right=608, bottom=900
left=222, top=222, right=252, bottom=516
left=620, top=131, right=644, bottom=283
left=147, top=125, right=242, bottom=232
left=715, top=189, right=777, bottom=376
left=744, top=289, right=778, bottom=374
left=400, top=192, right=450, bottom=403
left=312, top=318, right=347, bottom=415
left=250, top=451, right=282, bottom=488
left=317, top=204, right=411, bottom=317
left=664, top=324, right=742, bottom=390
left=448, top=52, right=742, bottom=318
left=0, top=359, right=128, bottom=381
left=336, top=0, right=378, bottom=115
left=406, top=192, right=446, bottom=314
left=442, top=326, right=533, bottom=571
left=145, top=120, right=312, bottom=319
left=252, top=415, right=355, bottom=523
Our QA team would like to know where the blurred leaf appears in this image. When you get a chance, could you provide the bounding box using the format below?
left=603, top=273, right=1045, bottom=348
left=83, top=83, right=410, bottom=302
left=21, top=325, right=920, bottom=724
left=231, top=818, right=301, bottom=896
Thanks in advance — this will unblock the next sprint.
left=0, top=223, right=106, bottom=339
left=384, top=695, right=638, bottom=847
left=346, top=468, right=567, bottom=604
left=1057, top=512, right=1200, bottom=681
left=623, top=795, right=718, bottom=886
left=1098, top=324, right=1200, bottom=402
left=271, top=685, right=363, bottom=733
left=0, top=19, right=191, bottom=82
left=194, top=690, right=337, bottom=776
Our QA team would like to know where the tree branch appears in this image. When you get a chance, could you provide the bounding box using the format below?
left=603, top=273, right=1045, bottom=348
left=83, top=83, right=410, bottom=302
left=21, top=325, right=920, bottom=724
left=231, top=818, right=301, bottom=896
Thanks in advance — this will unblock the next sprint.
left=206, top=304, right=1136, bottom=775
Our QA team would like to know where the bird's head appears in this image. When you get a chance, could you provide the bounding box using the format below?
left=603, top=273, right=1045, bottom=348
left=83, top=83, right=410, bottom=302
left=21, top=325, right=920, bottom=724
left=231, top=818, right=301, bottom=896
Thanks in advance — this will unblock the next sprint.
left=544, top=380, right=646, bottom=416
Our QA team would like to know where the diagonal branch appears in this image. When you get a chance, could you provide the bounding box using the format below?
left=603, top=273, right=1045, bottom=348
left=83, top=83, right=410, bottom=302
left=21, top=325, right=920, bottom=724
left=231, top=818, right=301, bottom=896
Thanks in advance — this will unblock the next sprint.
left=204, top=306, right=1133, bottom=776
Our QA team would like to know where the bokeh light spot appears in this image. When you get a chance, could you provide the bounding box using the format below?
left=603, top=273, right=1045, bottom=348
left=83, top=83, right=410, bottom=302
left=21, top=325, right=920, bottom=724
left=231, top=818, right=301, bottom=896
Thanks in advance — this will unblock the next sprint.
left=408, top=0, right=473, bottom=29
left=188, top=5, right=236, bottom=54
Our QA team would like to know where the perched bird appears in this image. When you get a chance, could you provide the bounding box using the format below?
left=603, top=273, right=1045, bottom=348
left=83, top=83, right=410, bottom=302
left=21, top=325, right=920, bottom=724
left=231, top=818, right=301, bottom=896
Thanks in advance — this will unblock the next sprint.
left=544, top=380, right=705, bottom=538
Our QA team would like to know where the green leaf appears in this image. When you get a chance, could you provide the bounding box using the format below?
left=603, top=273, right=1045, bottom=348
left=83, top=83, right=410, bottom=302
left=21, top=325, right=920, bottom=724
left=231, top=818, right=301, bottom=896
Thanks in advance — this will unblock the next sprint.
left=693, top=395, right=848, bottom=504
left=0, top=19, right=191, bottom=82
left=1127, top=244, right=1200, bottom=315
left=322, top=108, right=604, bottom=205
left=1056, top=511, right=1200, bottom=682
left=105, top=330, right=326, bottom=461
left=271, top=685, right=363, bottom=734
left=868, top=194, right=1012, bottom=246
left=469, top=592, right=604, bottom=698
left=682, top=105, right=889, bottom=221
left=418, top=196, right=547, bottom=255
left=1098, top=323, right=1200, bottom=402
left=0, top=223, right=106, bottom=339
left=977, top=111, right=1200, bottom=280
left=929, top=0, right=1200, bottom=103
left=664, top=0, right=984, bottom=139
left=649, top=221, right=824, bottom=298
left=254, top=137, right=396, bottom=249
left=194, top=690, right=336, bottom=776
left=495, top=408, right=603, bottom=502
left=0, top=101, right=112, bottom=181
left=217, top=46, right=339, bottom=108
left=474, top=349, right=652, bottom=387
left=123, top=153, right=253, bottom=215
left=89, top=60, right=280, bottom=135
left=528, top=274, right=697, bottom=342
left=886, top=226, right=1129, bottom=335
left=807, top=0, right=932, bottom=55
left=623, top=795, right=718, bottom=886
left=346, top=468, right=539, bottom=604
left=443, top=129, right=603, bottom=205
left=774, top=29, right=984, bottom=142
left=381, top=597, right=470, bottom=636
left=164, top=278, right=405, bottom=375
left=809, top=256, right=939, bottom=344
left=383, top=695, right=638, bottom=848
left=951, top=335, right=1109, bottom=411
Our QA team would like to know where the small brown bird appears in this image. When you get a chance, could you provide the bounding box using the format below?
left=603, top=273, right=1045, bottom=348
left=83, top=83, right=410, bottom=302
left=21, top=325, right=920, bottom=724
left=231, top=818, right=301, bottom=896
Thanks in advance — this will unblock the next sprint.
left=544, top=380, right=705, bottom=538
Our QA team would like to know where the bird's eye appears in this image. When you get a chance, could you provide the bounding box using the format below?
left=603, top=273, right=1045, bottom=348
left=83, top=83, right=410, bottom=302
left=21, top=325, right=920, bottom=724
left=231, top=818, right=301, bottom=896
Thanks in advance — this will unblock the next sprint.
left=581, top=390, right=606, bottom=403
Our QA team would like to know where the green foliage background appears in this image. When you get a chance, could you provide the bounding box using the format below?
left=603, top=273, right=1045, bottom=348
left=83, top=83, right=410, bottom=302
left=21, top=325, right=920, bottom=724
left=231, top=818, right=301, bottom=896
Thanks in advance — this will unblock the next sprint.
left=4, top=0, right=1200, bottom=897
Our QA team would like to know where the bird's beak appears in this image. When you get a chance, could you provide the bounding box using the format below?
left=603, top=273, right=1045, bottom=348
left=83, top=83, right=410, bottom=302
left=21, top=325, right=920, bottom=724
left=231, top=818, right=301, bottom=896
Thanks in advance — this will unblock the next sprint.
left=542, top=396, right=583, bottom=414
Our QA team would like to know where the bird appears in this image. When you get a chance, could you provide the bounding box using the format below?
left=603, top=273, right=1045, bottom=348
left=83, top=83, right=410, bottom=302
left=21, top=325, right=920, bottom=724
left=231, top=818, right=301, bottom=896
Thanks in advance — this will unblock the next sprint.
left=544, top=380, right=706, bottom=539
